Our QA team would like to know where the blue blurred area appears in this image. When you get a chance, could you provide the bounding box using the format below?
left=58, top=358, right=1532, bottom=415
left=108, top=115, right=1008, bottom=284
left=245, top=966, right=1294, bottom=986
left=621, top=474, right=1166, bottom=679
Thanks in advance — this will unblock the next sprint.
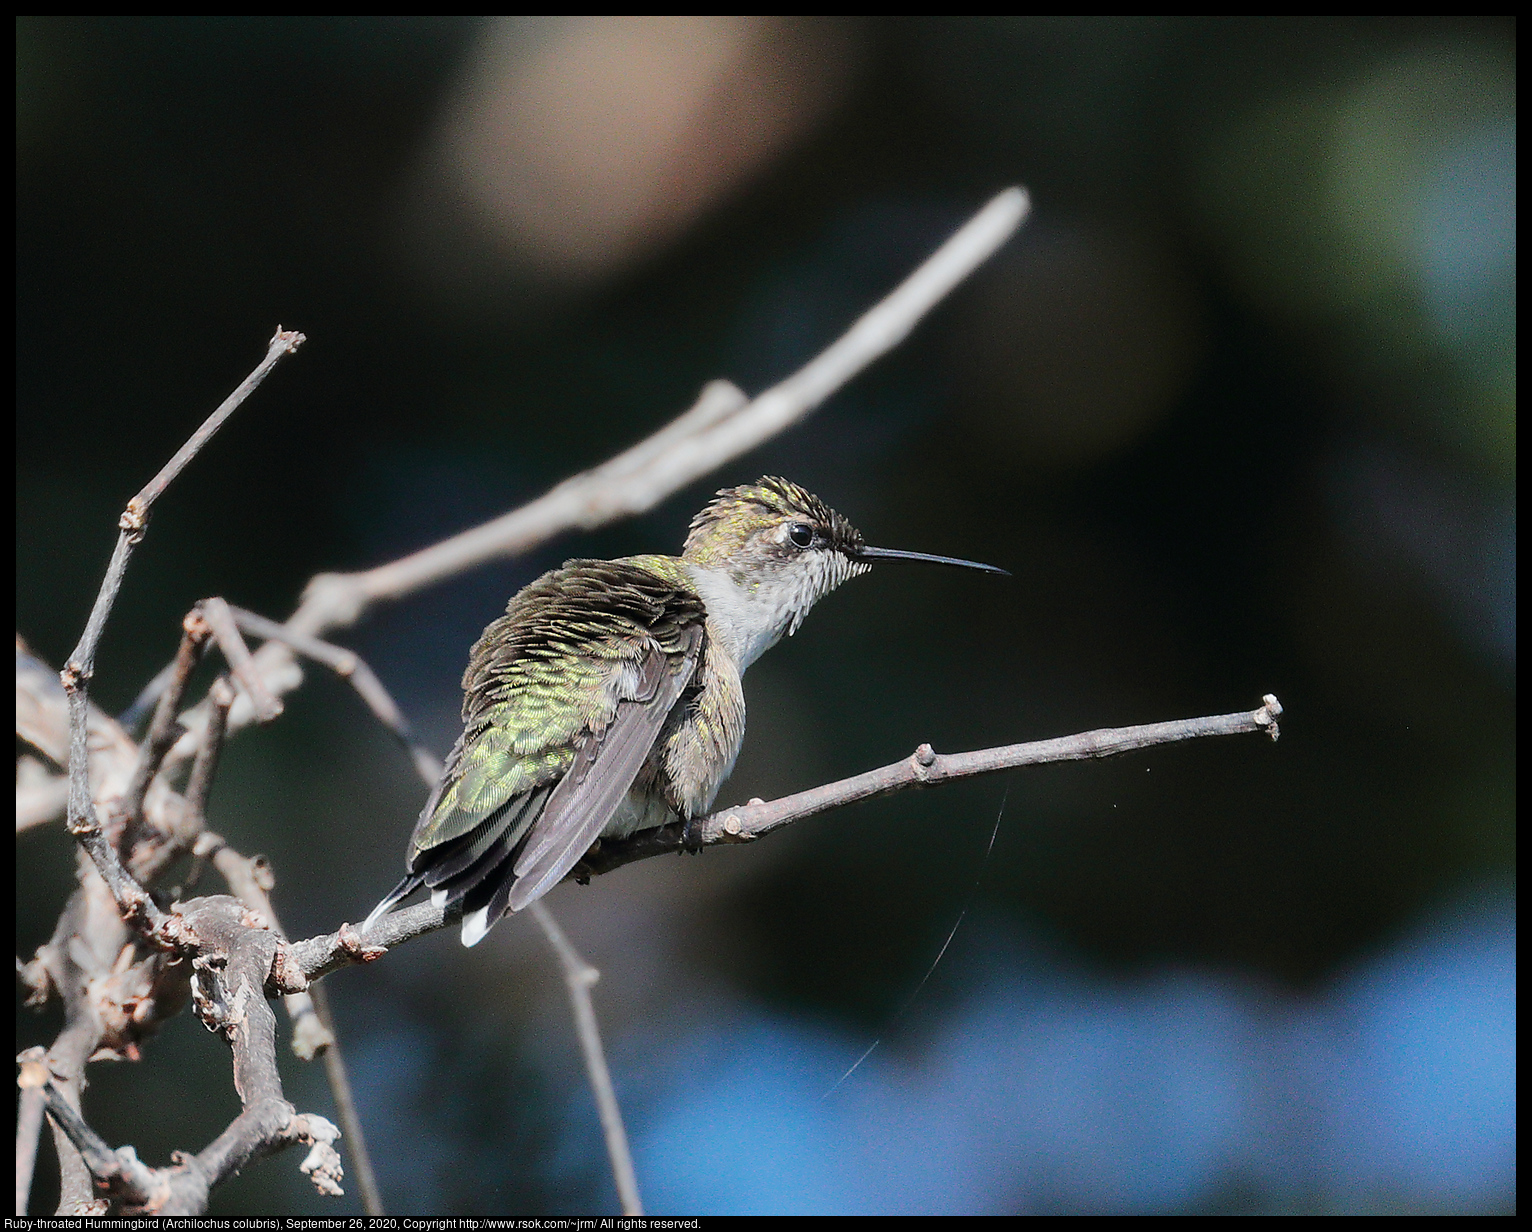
left=610, top=887, right=1514, bottom=1214
left=338, top=886, right=1514, bottom=1215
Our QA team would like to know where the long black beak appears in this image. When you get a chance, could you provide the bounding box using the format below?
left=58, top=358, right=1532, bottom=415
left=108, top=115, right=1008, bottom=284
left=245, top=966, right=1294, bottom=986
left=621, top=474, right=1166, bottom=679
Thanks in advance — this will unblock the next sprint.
left=855, top=545, right=1009, bottom=576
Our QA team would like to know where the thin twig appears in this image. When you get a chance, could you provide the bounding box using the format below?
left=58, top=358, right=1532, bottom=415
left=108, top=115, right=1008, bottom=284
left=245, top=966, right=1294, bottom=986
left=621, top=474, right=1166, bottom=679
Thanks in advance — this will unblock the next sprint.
left=63, top=328, right=304, bottom=691
left=199, top=599, right=283, bottom=723
left=62, top=745, right=179, bottom=944
left=16, top=639, right=164, bottom=837
left=121, top=610, right=211, bottom=839
left=183, top=679, right=234, bottom=823
left=129, top=330, right=307, bottom=515
left=294, top=695, right=1284, bottom=981
left=586, top=696, right=1286, bottom=873
left=528, top=902, right=642, bottom=1216
left=227, top=604, right=443, bottom=785
left=308, top=982, right=385, bottom=1217
left=116, top=675, right=232, bottom=916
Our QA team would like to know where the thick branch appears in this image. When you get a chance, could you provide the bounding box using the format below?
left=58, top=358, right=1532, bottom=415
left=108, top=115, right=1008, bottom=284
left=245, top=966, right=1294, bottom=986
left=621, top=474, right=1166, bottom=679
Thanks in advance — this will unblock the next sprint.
left=19, top=897, right=345, bottom=1214
left=178, top=898, right=342, bottom=1208
left=28, top=897, right=347, bottom=1214
left=201, top=836, right=384, bottom=1215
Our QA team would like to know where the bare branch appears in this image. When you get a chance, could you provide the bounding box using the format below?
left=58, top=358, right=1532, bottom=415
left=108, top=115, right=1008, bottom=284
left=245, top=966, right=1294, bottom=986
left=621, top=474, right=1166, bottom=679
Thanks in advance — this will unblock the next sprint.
left=293, top=696, right=1284, bottom=978
left=32, top=887, right=130, bottom=1212
left=129, top=328, right=306, bottom=515
left=227, top=604, right=443, bottom=785
left=586, top=696, right=1286, bottom=874
left=528, top=902, right=643, bottom=1216
left=19, top=899, right=346, bottom=1214
left=281, top=188, right=1029, bottom=638
left=16, top=639, right=174, bottom=838
left=63, top=329, right=304, bottom=693
left=121, top=611, right=211, bottom=840
left=62, top=759, right=182, bottom=947
left=198, top=836, right=383, bottom=1215
left=23, top=335, right=301, bottom=1213
left=182, top=679, right=234, bottom=826
left=173, top=896, right=343, bottom=1211
left=55, top=335, right=302, bottom=946
left=15, top=1083, right=44, bottom=1216
left=292, top=910, right=436, bottom=985
left=199, top=599, right=283, bottom=724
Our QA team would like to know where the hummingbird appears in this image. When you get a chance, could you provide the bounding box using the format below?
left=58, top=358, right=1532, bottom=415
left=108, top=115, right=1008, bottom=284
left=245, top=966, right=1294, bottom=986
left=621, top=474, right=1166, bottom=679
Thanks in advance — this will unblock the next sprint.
left=366, top=477, right=1005, bottom=946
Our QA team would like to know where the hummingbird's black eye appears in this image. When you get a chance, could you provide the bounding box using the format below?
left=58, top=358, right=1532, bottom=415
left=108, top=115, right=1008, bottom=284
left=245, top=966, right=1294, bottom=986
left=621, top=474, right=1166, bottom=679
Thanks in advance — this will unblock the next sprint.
left=787, top=522, right=815, bottom=549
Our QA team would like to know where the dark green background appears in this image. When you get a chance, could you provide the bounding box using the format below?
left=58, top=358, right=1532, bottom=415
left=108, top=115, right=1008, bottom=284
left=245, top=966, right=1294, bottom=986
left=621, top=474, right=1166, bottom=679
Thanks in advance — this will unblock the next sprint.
left=17, top=17, right=1514, bottom=1214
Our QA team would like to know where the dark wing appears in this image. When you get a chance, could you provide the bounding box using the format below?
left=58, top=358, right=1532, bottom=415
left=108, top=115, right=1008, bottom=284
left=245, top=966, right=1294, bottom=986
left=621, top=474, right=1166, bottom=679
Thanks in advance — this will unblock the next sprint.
left=507, top=622, right=701, bottom=911
left=365, top=559, right=704, bottom=944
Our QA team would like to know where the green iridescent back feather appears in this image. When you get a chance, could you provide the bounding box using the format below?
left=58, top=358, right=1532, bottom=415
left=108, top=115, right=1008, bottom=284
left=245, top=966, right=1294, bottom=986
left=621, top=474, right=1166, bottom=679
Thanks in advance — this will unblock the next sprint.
left=407, top=557, right=706, bottom=865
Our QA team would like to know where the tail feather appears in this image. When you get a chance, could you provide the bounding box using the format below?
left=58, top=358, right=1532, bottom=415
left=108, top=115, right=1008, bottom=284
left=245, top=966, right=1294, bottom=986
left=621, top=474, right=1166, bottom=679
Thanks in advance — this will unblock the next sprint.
left=362, top=874, right=421, bottom=932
